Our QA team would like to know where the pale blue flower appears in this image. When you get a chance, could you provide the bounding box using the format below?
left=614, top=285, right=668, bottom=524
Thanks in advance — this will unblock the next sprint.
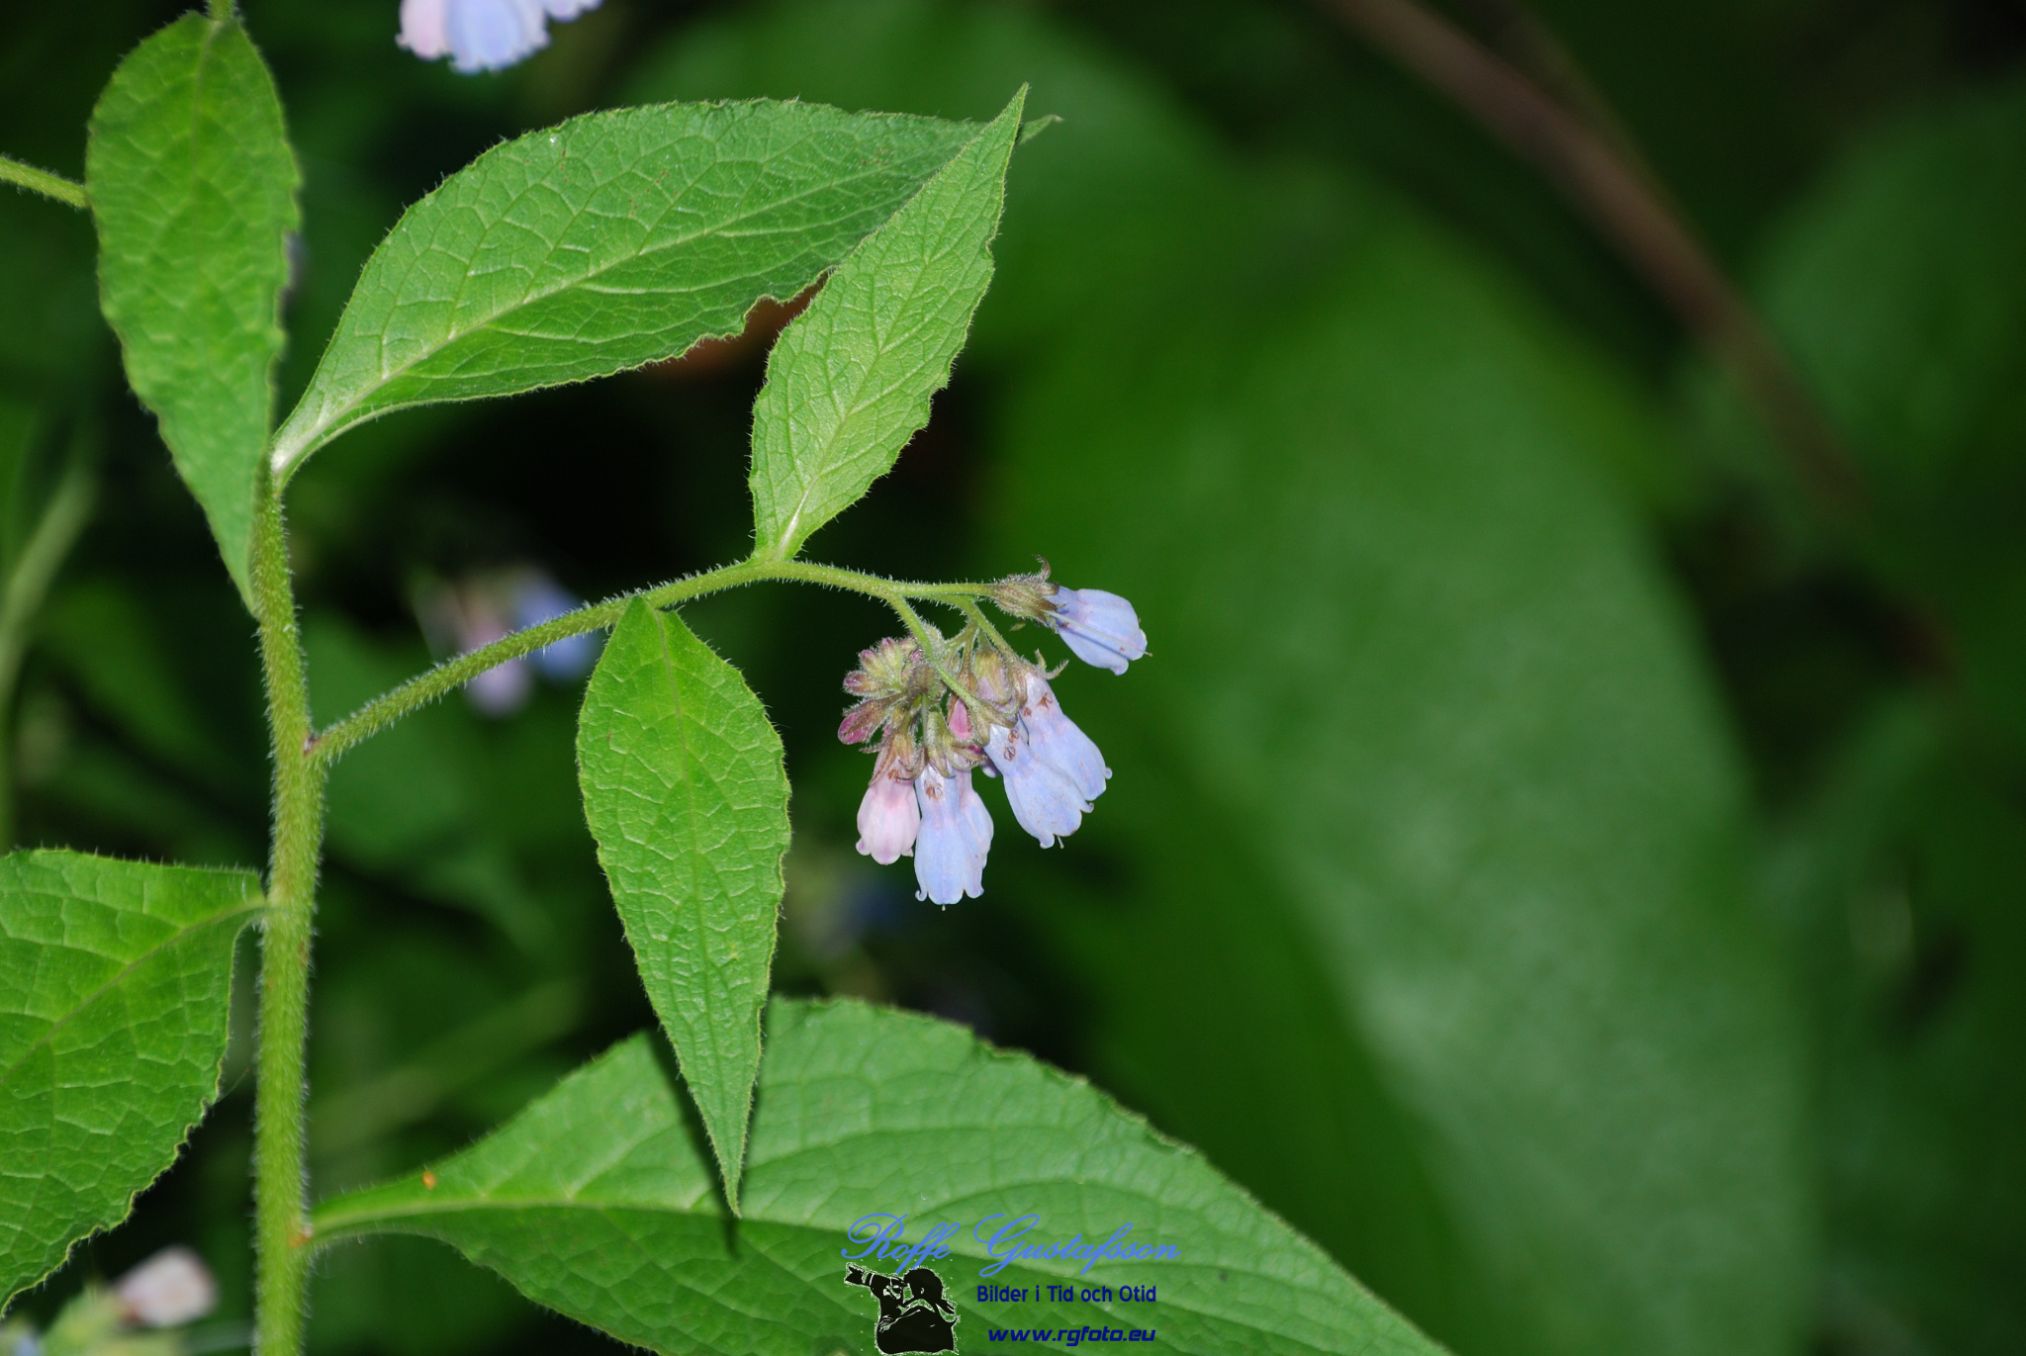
left=511, top=574, right=599, bottom=681
left=913, top=766, right=991, bottom=905
left=985, top=719, right=1090, bottom=848
left=1014, top=672, right=1110, bottom=802
left=1050, top=586, right=1147, bottom=674
left=399, top=0, right=602, bottom=74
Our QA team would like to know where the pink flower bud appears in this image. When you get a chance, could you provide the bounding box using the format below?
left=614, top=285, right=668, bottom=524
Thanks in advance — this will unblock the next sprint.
left=856, top=747, right=920, bottom=866
left=838, top=698, right=888, bottom=745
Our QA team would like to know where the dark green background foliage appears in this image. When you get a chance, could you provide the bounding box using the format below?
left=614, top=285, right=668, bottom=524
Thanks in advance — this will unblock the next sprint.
left=2, top=1, right=2022, bottom=1353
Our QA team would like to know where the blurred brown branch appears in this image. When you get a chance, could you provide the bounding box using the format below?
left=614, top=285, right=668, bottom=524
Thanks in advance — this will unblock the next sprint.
left=1317, top=0, right=1866, bottom=516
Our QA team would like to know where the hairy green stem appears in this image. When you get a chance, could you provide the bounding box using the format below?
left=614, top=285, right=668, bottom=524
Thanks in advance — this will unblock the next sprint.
left=250, top=486, right=326, bottom=1356
left=0, top=153, right=86, bottom=211
left=0, top=454, right=96, bottom=847
left=308, top=557, right=994, bottom=766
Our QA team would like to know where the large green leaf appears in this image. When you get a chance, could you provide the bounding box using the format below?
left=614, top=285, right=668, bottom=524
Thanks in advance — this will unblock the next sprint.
left=313, top=999, right=1440, bottom=1356
left=575, top=601, right=788, bottom=1209
left=86, top=14, right=298, bottom=606
left=747, top=90, right=1022, bottom=558
left=0, top=850, right=263, bottom=1307
left=271, top=101, right=983, bottom=479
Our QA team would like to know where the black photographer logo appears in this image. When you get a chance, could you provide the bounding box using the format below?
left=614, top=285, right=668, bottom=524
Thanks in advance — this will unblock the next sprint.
left=844, top=1262, right=960, bottom=1354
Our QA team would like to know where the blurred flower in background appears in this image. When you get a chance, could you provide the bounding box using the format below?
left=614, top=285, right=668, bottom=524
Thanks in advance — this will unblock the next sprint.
left=417, top=567, right=600, bottom=716
left=0, top=1249, right=218, bottom=1356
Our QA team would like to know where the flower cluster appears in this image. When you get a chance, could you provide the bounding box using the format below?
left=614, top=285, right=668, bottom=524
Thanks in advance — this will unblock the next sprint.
left=843, top=571, right=1147, bottom=906
left=398, top=0, right=601, bottom=74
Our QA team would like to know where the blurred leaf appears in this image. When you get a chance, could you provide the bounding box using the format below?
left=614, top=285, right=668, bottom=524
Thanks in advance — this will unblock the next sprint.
left=1767, top=701, right=2026, bottom=1355
left=0, top=850, right=262, bottom=1306
left=1700, top=78, right=2026, bottom=746
left=272, top=101, right=983, bottom=478
left=0, top=400, right=35, bottom=573
left=38, top=578, right=265, bottom=798
left=314, top=999, right=1440, bottom=1356
left=308, top=618, right=554, bottom=950
left=576, top=602, right=787, bottom=1207
left=749, top=90, right=1021, bottom=558
left=86, top=14, right=298, bottom=606
left=994, top=210, right=1809, bottom=1356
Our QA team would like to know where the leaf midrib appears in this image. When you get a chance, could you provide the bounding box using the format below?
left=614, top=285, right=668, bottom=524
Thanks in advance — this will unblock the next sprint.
left=0, top=896, right=264, bottom=1087
left=278, top=138, right=970, bottom=471
left=308, top=1191, right=1357, bottom=1354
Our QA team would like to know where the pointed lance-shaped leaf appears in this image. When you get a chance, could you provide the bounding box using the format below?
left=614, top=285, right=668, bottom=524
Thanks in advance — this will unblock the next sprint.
left=747, top=89, right=1026, bottom=559
left=270, top=101, right=985, bottom=479
left=86, top=14, right=299, bottom=608
left=575, top=601, right=789, bottom=1210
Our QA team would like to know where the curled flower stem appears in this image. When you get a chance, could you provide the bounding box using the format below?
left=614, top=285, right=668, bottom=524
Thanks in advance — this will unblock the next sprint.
left=0, top=152, right=87, bottom=210
left=309, top=557, right=995, bottom=766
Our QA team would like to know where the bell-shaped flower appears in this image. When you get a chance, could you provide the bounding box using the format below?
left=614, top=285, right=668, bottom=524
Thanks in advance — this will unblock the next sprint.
left=913, top=766, right=991, bottom=905
left=855, top=748, right=920, bottom=866
left=400, top=0, right=603, bottom=74
left=1014, top=671, right=1110, bottom=802
left=1050, top=586, right=1147, bottom=674
left=984, top=719, right=1090, bottom=848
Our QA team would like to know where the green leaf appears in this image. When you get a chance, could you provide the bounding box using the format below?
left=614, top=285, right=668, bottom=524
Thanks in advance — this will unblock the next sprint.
left=313, top=999, right=1439, bottom=1356
left=271, top=100, right=984, bottom=479
left=0, top=850, right=263, bottom=1307
left=1699, top=78, right=2026, bottom=750
left=747, top=90, right=1022, bottom=558
left=86, top=15, right=298, bottom=607
left=574, top=601, right=787, bottom=1210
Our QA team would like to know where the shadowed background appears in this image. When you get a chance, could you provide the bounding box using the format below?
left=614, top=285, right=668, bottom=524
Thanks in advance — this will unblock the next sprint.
left=2, top=1, right=2022, bottom=1353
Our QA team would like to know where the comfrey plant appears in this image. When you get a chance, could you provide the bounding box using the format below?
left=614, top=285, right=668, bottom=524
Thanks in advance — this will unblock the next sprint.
left=0, top=6, right=1430, bottom=1355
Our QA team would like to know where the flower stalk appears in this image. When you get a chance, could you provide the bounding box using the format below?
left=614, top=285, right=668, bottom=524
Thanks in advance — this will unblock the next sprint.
left=249, top=483, right=326, bottom=1356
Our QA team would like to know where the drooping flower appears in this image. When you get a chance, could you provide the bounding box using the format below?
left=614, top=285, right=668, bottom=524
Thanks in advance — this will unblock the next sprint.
left=1048, top=586, right=1147, bottom=674
left=984, top=717, right=1090, bottom=849
left=399, top=0, right=602, bottom=74
left=913, top=765, right=991, bottom=905
left=1012, top=670, right=1110, bottom=801
left=855, top=742, right=920, bottom=866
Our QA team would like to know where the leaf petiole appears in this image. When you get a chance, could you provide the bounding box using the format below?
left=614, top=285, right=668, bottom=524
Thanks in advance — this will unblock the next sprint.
left=0, top=153, right=86, bottom=210
left=308, top=558, right=997, bottom=767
